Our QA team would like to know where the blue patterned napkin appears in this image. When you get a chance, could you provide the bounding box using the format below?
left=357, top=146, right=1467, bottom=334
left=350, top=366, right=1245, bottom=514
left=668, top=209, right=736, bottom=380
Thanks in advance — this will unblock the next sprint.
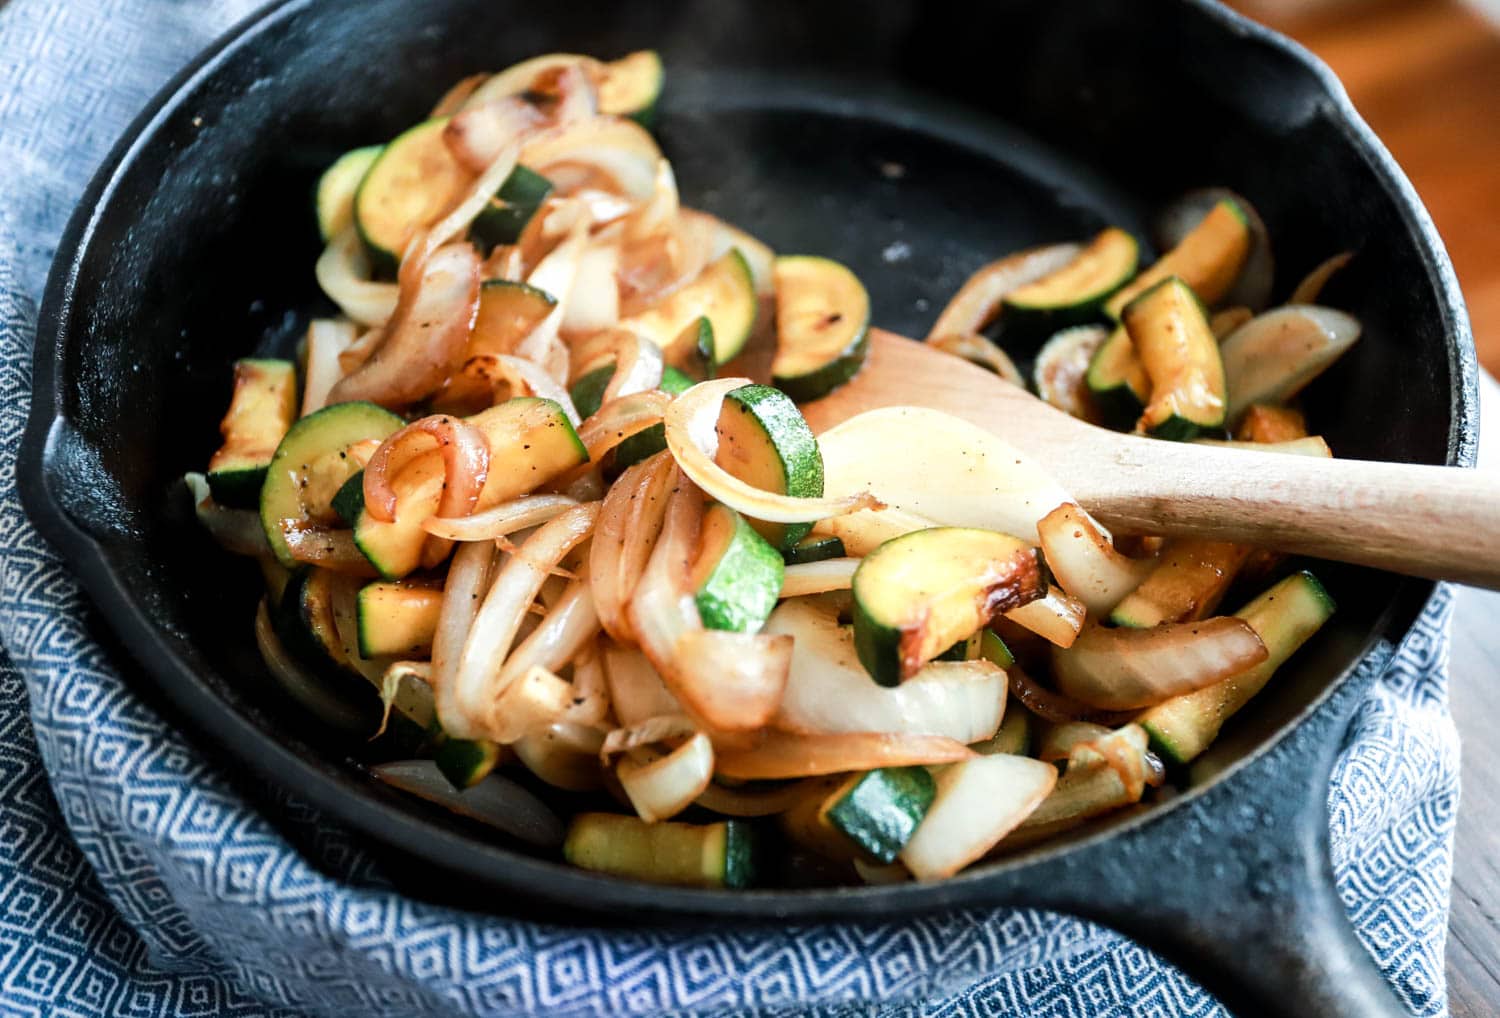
left=0, top=1, right=1461, bottom=1014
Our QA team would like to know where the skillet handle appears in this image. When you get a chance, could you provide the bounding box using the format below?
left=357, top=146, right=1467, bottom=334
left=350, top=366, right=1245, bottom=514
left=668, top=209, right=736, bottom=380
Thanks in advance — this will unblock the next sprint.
left=1015, top=655, right=1410, bottom=1018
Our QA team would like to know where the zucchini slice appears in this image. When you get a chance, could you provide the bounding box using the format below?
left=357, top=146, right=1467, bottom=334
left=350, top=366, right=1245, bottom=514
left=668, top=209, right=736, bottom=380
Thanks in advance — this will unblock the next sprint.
left=1139, top=571, right=1335, bottom=764
left=617, top=249, right=757, bottom=365
left=974, top=704, right=1032, bottom=756
left=354, top=118, right=471, bottom=274
left=899, top=753, right=1057, bottom=880
left=208, top=359, right=298, bottom=508
left=1034, top=325, right=1107, bottom=423
left=1104, top=198, right=1252, bottom=319
left=690, top=503, right=784, bottom=633
left=317, top=145, right=382, bottom=242
left=852, top=527, right=1045, bottom=687
left=1084, top=326, right=1151, bottom=431
left=1108, top=538, right=1253, bottom=629
left=273, top=569, right=371, bottom=699
left=469, top=165, right=553, bottom=252
left=1052, top=616, right=1268, bottom=711
left=784, top=534, right=845, bottom=565
left=436, top=280, right=560, bottom=417
left=563, top=812, right=756, bottom=888
left=433, top=737, right=504, bottom=790
left=714, top=383, right=825, bottom=550
left=1155, top=188, right=1274, bottom=311
left=823, top=767, right=937, bottom=864
left=356, top=580, right=444, bottom=658
left=598, top=50, right=665, bottom=127
left=346, top=397, right=588, bottom=578
left=1003, top=227, right=1138, bottom=335
left=770, top=255, right=871, bottom=402
left=259, top=401, right=404, bottom=568
left=569, top=363, right=693, bottom=470
left=1220, top=305, right=1361, bottom=425
left=1123, top=277, right=1227, bottom=439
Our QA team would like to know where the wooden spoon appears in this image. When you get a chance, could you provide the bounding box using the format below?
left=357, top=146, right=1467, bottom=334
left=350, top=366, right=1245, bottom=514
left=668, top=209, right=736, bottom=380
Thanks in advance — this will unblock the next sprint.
left=799, top=329, right=1500, bottom=588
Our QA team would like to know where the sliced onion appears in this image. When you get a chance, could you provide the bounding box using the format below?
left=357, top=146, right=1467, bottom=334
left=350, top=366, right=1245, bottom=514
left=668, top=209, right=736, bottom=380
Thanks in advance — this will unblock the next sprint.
left=626, top=160, right=680, bottom=243
left=853, top=859, right=912, bottom=885
left=460, top=353, right=581, bottom=426
left=600, top=329, right=665, bottom=402
left=694, top=778, right=815, bottom=818
left=1036, top=503, right=1153, bottom=616
left=766, top=598, right=1006, bottom=742
left=600, top=714, right=698, bottom=758
left=372, top=759, right=564, bottom=847
left=363, top=415, right=490, bottom=524
left=928, top=332, right=1025, bottom=387
left=812, top=507, right=934, bottom=559
left=422, top=142, right=522, bottom=259
left=1053, top=617, right=1269, bottom=710
left=562, top=240, right=620, bottom=334
left=673, top=629, right=792, bottom=731
left=489, top=665, right=574, bottom=743
left=301, top=318, right=358, bottom=416
left=1068, top=724, right=1151, bottom=801
left=520, top=116, right=662, bottom=200
left=431, top=539, right=496, bottom=717
left=601, top=643, right=682, bottom=726
left=1209, top=306, right=1253, bottom=340
left=423, top=493, right=578, bottom=542
left=374, top=660, right=435, bottom=738
left=618, top=210, right=717, bottom=314
left=1290, top=251, right=1354, bottom=305
left=429, top=72, right=490, bottom=118
left=1036, top=721, right=1112, bottom=763
left=254, top=600, right=368, bottom=731
left=499, top=577, right=599, bottom=683
left=778, top=558, right=859, bottom=598
left=448, top=502, right=600, bottom=739
left=561, top=641, right=610, bottom=727
left=1003, top=585, right=1086, bottom=648
left=1002, top=726, right=1153, bottom=850
left=327, top=243, right=481, bottom=408
left=316, top=227, right=399, bottom=326
left=666, top=379, right=881, bottom=524
left=617, top=732, right=714, bottom=822
left=444, top=99, right=537, bottom=174
left=280, top=522, right=377, bottom=576
left=899, top=753, right=1056, bottom=880
left=1008, top=666, right=1136, bottom=727
left=185, top=473, right=268, bottom=557
left=926, top=243, right=1081, bottom=340
left=715, top=731, right=975, bottom=781
left=590, top=451, right=674, bottom=642
left=339, top=327, right=386, bottom=374
left=517, top=214, right=589, bottom=367
left=575, top=389, right=672, bottom=464
left=513, top=726, right=605, bottom=791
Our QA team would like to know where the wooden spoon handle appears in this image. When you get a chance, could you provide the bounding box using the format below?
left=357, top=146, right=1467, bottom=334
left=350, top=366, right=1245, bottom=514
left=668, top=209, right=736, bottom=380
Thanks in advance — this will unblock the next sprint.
left=1079, top=436, right=1500, bottom=587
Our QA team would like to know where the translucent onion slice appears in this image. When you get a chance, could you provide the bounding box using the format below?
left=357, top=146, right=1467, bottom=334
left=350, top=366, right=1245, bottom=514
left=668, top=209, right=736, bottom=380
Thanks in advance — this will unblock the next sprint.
left=600, top=714, right=698, bottom=758
left=421, top=140, right=521, bottom=258
left=301, top=318, right=358, bottom=416
left=1052, top=617, right=1269, bottom=710
left=185, top=473, right=268, bottom=557
left=1290, top=251, right=1354, bottom=305
left=363, top=415, right=490, bottom=523
left=444, top=98, right=541, bottom=173
left=461, top=353, right=581, bottom=426
left=601, top=329, right=665, bottom=402
left=575, top=390, right=672, bottom=464
left=423, top=493, right=578, bottom=541
left=926, top=243, right=1081, bottom=340
left=778, top=558, right=859, bottom=599
left=490, top=665, right=574, bottom=743
left=899, top=753, right=1057, bottom=881
left=498, top=577, right=599, bottom=684
left=601, top=642, right=682, bottom=727
left=316, top=227, right=399, bottom=326
left=617, top=732, right=715, bottom=822
left=254, top=601, right=368, bottom=731
left=665, top=379, right=881, bottom=525
left=1036, top=503, right=1153, bottom=616
left=431, top=539, right=496, bottom=716
left=280, top=522, right=377, bottom=576
left=371, top=759, right=564, bottom=847
left=514, top=724, right=605, bottom=791
left=626, top=159, right=680, bottom=243
left=715, top=731, right=975, bottom=781
left=561, top=642, right=610, bottom=727
left=928, top=333, right=1025, bottom=387
left=1007, top=666, right=1136, bottom=728
left=448, top=502, right=600, bottom=739
left=562, top=240, right=620, bottom=335
left=1036, top=721, right=1112, bottom=763
left=694, top=778, right=817, bottom=818
left=672, top=629, right=792, bottom=732
left=590, top=451, right=674, bottom=643
left=1003, top=585, right=1086, bottom=648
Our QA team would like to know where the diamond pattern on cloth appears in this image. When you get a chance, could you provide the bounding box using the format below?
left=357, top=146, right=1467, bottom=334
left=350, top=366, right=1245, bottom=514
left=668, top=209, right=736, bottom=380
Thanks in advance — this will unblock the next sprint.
left=0, top=1, right=1459, bottom=1015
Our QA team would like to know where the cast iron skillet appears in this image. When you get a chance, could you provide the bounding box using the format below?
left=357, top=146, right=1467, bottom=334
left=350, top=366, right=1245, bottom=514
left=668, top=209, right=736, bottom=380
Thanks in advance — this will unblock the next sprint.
left=17, top=0, right=1477, bottom=1014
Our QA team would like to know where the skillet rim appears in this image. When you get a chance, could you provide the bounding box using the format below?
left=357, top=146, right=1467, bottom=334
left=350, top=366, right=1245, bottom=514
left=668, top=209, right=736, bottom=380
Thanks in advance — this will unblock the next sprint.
left=15, top=0, right=1478, bottom=920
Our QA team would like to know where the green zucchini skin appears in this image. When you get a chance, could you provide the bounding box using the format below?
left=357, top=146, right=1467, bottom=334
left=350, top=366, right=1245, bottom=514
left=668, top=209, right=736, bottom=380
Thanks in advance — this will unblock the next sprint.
left=823, top=766, right=936, bottom=864
left=716, top=383, right=825, bottom=550
left=563, top=812, right=758, bottom=888
left=770, top=255, right=872, bottom=402
left=1002, top=226, right=1139, bottom=340
left=692, top=504, right=784, bottom=633
left=434, top=736, right=503, bottom=790
left=1084, top=326, right=1150, bottom=431
left=1122, top=276, right=1227, bottom=440
left=469, top=165, right=553, bottom=251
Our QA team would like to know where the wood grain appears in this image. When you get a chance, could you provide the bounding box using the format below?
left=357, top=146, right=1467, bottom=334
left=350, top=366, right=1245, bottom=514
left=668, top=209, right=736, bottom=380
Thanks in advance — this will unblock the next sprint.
left=1232, top=0, right=1500, bottom=374
left=801, top=330, right=1500, bottom=587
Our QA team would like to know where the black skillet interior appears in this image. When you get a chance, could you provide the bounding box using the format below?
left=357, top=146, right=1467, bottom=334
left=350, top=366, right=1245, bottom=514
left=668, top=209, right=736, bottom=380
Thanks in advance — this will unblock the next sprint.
left=23, top=0, right=1473, bottom=931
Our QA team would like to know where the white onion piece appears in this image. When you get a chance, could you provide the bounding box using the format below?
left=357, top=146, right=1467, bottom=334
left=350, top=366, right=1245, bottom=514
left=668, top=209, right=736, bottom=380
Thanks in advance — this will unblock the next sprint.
left=443, top=99, right=537, bottom=174
left=1037, top=721, right=1112, bottom=763
left=520, top=116, right=662, bottom=200
left=899, top=754, right=1057, bottom=880
left=465, top=353, right=581, bottom=426
left=672, top=630, right=792, bottom=732
left=715, top=730, right=974, bottom=781
left=562, top=241, right=620, bottom=334
left=421, top=140, right=521, bottom=258
left=694, top=778, right=817, bottom=818
left=1036, top=503, right=1153, bottom=616
left=691, top=209, right=774, bottom=296
left=601, top=643, right=682, bottom=727
left=371, top=759, right=563, bottom=847
left=1003, top=585, right=1086, bottom=648
left=853, top=859, right=912, bottom=885
left=927, top=243, right=1081, bottom=340
left=546, top=62, right=599, bottom=126
left=515, top=724, right=605, bottom=791
left=490, top=665, right=574, bottom=743
left=280, top=523, right=376, bottom=575
left=818, top=406, right=1070, bottom=544
left=448, top=503, right=600, bottom=739
left=576, top=390, right=671, bottom=464
left=600, top=714, right=698, bottom=758
left=423, top=493, right=578, bottom=541
left=601, top=330, right=665, bottom=402
left=254, top=601, right=368, bottom=731
left=431, top=539, right=496, bottom=720
left=778, top=558, right=859, bottom=598
left=518, top=214, right=589, bottom=365
left=617, top=733, right=715, bottom=822
left=665, top=379, right=881, bottom=525
left=928, top=333, right=1026, bottom=387
left=626, top=473, right=704, bottom=695
left=1007, top=666, right=1135, bottom=728
left=573, top=188, right=635, bottom=226
left=1052, top=617, right=1269, bottom=710
left=499, top=578, right=600, bottom=683
left=562, top=642, right=610, bottom=727
left=812, top=507, right=935, bottom=559
left=766, top=598, right=1006, bottom=742
left=301, top=318, right=358, bottom=416
left=590, top=451, right=674, bottom=643
left=627, top=160, right=680, bottom=243
left=185, top=473, right=268, bottom=557
left=1221, top=305, right=1362, bottom=423
left=1290, top=251, right=1354, bottom=305
left=316, top=228, right=399, bottom=326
